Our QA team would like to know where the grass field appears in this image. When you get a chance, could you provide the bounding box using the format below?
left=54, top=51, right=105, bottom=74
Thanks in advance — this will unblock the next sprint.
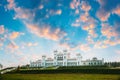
left=1, top=73, right=120, bottom=80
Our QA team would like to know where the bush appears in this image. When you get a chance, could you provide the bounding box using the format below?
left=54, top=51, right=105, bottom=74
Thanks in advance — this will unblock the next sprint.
left=8, top=68, right=120, bottom=74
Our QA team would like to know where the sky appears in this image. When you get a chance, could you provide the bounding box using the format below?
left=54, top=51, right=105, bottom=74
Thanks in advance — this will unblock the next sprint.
left=0, top=0, right=120, bottom=68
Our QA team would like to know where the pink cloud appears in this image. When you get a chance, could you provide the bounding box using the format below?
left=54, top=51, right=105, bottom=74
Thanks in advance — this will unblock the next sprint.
left=0, top=43, right=3, bottom=47
left=10, top=32, right=21, bottom=39
left=96, top=9, right=110, bottom=22
left=0, top=25, right=4, bottom=34
left=26, top=23, right=67, bottom=41
left=82, top=23, right=97, bottom=38
left=97, top=0, right=105, bottom=6
left=39, top=5, right=44, bottom=9
left=101, top=23, right=118, bottom=39
left=86, top=36, right=95, bottom=44
left=7, top=0, right=15, bottom=10
left=94, top=41, right=108, bottom=49
left=116, top=50, right=120, bottom=54
left=7, top=0, right=34, bottom=20
left=80, top=13, right=88, bottom=22
left=80, top=44, right=91, bottom=52
left=70, top=0, right=80, bottom=9
left=71, top=23, right=80, bottom=27
left=56, top=9, right=62, bottom=15
left=7, top=42, right=19, bottom=49
left=81, top=1, right=91, bottom=12
left=88, top=29, right=98, bottom=38
left=59, top=43, right=71, bottom=50
left=27, top=42, right=38, bottom=47
left=104, top=37, right=120, bottom=47
left=13, top=7, right=34, bottom=20
left=112, top=5, right=120, bottom=16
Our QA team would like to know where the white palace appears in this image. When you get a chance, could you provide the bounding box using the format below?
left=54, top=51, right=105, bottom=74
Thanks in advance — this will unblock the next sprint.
left=30, top=50, right=104, bottom=67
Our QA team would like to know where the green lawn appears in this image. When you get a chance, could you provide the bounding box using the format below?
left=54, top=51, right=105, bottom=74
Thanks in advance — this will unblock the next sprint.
left=1, top=74, right=120, bottom=80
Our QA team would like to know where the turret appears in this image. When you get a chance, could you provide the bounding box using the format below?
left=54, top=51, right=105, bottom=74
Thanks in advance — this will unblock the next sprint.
left=54, top=50, right=58, bottom=66
left=42, top=55, right=46, bottom=67
left=63, top=50, right=67, bottom=66
left=76, top=53, right=82, bottom=66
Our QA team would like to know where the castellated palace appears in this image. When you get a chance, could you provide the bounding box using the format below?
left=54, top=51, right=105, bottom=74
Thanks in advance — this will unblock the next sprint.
left=30, top=50, right=104, bottom=67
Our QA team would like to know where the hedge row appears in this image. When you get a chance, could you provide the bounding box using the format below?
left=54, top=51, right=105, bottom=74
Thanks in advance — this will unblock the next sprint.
left=58, top=66, right=109, bottom=69
left=9, top=69, right=120, bottom=74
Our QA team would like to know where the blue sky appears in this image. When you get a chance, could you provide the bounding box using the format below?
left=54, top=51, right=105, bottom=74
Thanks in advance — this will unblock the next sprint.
left=0, top=0, right=120, bottom=68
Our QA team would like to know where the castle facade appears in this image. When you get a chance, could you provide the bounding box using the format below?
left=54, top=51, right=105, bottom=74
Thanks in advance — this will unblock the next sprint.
left=30, top=50, right=104, bottom=67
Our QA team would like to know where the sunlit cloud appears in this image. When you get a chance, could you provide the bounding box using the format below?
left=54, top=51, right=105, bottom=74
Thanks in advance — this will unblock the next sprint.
left=116, top=50, right=120, bottom=54
left=7, top=0, right=15, bottom=10
left=27, top=42, right=38, bottom=47
left=80, top=44, right=91, bottom=52
left=0, top=43, right=3, bottom=47
left=81, top=1, right=91, bottom=12
left=0, top=25, right=5, bottom=34
left=56, top=9, right=62, bottom=15
left=7, top=41, right=19, bottom=50
left=112, top=5, right=120, bottom=16
left=101, top=23, right=118, bottom=39
left=26, top=23, right=67, bottom=41
left=70, top=0, right=80, bottom=9
left=10, top=32, right=21, bottom=39
left=97, top=10, right=110, bottom=22
left=39, top=5, right=44, bottom=9
left=14, top=7, right=34, bottom=20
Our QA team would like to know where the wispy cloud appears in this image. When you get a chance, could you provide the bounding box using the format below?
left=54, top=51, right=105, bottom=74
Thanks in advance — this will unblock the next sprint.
left=26, top=23, right=67, bottom=41
left=96, top=9, right=110, bottom=22
left=56, top=9, right=62, bottom=15
left=81, top=1, right=91, bottom=12
left=79, top=44, right=91, bottom=52
left=39, top=5, right=44, bottom=9
left=112, top=5, right=120, bottom=16
left=0, top=25, right=5, bottom=34
left=9, top=32, right=22, bottom=39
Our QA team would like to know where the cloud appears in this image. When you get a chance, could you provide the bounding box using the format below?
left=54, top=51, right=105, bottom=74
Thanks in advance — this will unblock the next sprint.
left=116, top=50, right=120, bottom=54
left=81, top=1, right=91, bottom=12
left=96, top=0, right=112, bottom=22
left=26, top=23, right=67, bottom=41
left=6, top=0, right=66, bottom=43
left=112, top=5, right=120, bottom=16
left=39, top=5, right=44, bottom=9
left=7, top=0, right=34, bottom=20
left=79, top=13, right=88, bottom=22
left=27, top=42, right=38, bottom=47
left=10, top=32, right=22, bottom=39
left=59, top=42, right=71, bottom=50
left=93, top=22, right=120, bottom=49
left=7, top=0, right=15, bottom=10
left=49, top=9, right=62, bottom=15
left=101, top=23, right=118, bottom=39
left=0, top=25, right=5, bottom=34
left=0, top=43, right=3, bottom=47
left=71, top=23, right=80, bottom=27
left=7, top=42, right=19, bottom=49
left=82, top=23, right=98, bottom=38
left=86, top=36, right=95, bottom=44
left=70, top=0, right=80, bottom=9
left=56, top=9, right=62, bottom=15
left=96, top=0, right=120, bottom=22
left=70, top=0, right=91, bottom=14
left=96, top=9, right=110, bottom=22
left=80, top=44, right=91, bottom=52
left=13, top=7, right=34, bottom=20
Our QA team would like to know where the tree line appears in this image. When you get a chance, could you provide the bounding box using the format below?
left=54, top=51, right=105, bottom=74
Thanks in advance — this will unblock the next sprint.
left=104, top=62, right=120, bottom=67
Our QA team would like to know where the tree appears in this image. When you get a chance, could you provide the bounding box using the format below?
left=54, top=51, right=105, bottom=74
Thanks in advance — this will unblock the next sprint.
left=0, top=64, right=3, bottom=69
left=17, top=65, right=20, bottom=72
